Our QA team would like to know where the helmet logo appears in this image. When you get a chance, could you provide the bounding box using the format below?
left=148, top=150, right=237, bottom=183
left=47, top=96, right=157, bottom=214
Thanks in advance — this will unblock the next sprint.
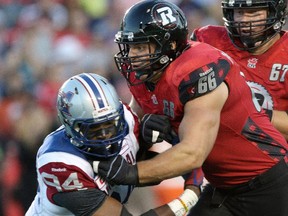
left=59, top=91, right=74, bottom=116
left=157, top=7, right=176, bottom=26
left=152, top=4, right=178, bottom=30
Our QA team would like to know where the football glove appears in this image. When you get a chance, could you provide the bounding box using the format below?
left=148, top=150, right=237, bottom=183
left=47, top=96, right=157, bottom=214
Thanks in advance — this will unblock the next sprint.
left=93, top=155, right=139, bottom=185
left=141, top=114, right=179, bottom=145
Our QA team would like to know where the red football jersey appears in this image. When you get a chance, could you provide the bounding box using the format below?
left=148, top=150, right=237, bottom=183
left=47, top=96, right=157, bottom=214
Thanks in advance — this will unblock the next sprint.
left=129, top=41, right=287, bottom=187
left=193, top=25, right=288, bottom=111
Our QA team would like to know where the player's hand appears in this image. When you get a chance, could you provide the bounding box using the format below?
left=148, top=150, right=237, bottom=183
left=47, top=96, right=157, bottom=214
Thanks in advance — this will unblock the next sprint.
left=141, top=114, right=179, bottom=144
left=93, top=155, right=139, bottom=185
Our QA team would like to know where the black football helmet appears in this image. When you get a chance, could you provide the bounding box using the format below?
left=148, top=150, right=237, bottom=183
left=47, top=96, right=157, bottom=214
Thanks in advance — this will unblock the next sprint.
left=222, top=0, right=287, bottom=50
left=114, top=0, right=188, bottom=85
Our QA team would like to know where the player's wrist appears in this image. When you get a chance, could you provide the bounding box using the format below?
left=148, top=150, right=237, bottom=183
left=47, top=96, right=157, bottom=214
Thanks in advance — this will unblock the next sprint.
left=93, top=156, right=139, bottom=185
left=128, top=164, right=139, bottom=185
left=167, top=189, right=199, bottom=216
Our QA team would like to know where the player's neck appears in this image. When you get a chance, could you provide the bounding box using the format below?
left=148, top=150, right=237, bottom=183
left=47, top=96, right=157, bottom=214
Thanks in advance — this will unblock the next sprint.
left=150, top=71, right=162, bottom=84
left=249, top=34, right=281, bottom=55
left=144, top=70, right=163, bottom=91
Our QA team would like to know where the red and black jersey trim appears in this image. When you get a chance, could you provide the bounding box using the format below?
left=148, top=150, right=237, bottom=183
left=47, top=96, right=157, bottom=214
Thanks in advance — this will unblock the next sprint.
left=241, top=117, right=287, bottom=161
left=179, top=59, right=230, bottom=105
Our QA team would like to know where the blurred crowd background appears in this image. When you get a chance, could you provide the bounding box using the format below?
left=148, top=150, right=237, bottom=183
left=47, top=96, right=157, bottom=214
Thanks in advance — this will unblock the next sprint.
left=0, top=0, right=267, bottom=215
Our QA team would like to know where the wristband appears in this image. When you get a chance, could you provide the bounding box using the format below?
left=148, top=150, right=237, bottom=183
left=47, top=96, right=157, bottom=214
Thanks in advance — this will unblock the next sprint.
left=167, top=189, right=199, bottom=216
left=167, top=199, right=186, bottom=216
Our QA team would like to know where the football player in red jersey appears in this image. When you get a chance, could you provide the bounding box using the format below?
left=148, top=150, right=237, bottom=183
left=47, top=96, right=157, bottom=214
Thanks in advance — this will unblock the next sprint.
left=191, top=0, right=288, bottom=141
left=93, top=0, right=288, bottom=216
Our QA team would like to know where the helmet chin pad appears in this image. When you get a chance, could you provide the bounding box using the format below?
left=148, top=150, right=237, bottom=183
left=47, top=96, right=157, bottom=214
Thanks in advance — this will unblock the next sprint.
left=242, top=36, right=265, bottom=49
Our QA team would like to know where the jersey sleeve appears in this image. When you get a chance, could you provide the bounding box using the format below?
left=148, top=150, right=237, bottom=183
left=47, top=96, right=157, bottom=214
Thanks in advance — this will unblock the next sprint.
left=178, top=58, right=230, bottom=105
left=53, top=188, right=107, bottom=216
left=190, top=26, right=210, bottom=42
left=182, top=167, right=204, bottom=187
left=37, top=152, right=96, bottom=204
left=190, top=28, right=200, bottom=41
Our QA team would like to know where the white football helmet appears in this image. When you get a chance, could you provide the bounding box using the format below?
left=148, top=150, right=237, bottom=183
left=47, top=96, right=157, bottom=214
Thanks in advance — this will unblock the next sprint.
left=57, top=73, right=128, bottom=159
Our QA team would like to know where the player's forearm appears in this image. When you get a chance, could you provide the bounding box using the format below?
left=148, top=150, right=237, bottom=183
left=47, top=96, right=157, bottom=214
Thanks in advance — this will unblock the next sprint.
left=271, top=110, right=288, bottom=140
left=137, top=111, right=219, bottom=184
left=137, top=143, right=203, bottom=184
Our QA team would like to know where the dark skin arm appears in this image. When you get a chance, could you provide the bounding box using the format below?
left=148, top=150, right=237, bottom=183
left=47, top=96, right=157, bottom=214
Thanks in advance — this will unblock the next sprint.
left=92, top=196, right=123, bottom=216
left=92, top=188, right=200, bottom=216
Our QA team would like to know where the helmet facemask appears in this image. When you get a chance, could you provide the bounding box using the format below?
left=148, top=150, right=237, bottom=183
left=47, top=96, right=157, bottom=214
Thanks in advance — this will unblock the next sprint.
left=222, top=0, right=287, bottom=51
left=114, top=33, right=172, bottom=86
left=114, top=0, right=188, bottom=86
left=69, top=107, right=128, bottom=159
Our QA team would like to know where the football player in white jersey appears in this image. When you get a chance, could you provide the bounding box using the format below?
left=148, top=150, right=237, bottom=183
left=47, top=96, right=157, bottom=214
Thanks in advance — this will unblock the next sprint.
left=25, top=73, right=141, bottom=216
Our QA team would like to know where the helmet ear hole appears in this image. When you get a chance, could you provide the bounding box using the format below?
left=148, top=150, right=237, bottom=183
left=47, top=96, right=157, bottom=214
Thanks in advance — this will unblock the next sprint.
left=164, top=32, right=171, bottom=40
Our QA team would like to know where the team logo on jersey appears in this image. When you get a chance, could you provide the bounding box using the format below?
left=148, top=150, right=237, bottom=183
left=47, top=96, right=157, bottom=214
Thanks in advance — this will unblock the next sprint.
left=247, top=58, right=258, bottom=69
left=151, top=94, right=158, bottom=105
left=152, top=3, right=178, bottom=30
left=247, top=81, right=273, bottom=110
left=58, top=91, right=74, bottom=116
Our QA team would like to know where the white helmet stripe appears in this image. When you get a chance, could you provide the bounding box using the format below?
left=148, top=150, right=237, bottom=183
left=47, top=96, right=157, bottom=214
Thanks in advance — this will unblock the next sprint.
left=75, top=73, right=108, bottom=109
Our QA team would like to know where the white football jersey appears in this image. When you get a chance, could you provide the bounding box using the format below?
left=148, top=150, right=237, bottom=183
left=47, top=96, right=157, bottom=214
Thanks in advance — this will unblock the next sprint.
left=26, top=106, right=139, bottom=216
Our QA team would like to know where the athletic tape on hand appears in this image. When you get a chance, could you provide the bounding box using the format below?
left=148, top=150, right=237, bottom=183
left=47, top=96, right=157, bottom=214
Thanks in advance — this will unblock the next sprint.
left=152, top=130, right=160, bottom=143
left=168, top=189, right=199, bottom=216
